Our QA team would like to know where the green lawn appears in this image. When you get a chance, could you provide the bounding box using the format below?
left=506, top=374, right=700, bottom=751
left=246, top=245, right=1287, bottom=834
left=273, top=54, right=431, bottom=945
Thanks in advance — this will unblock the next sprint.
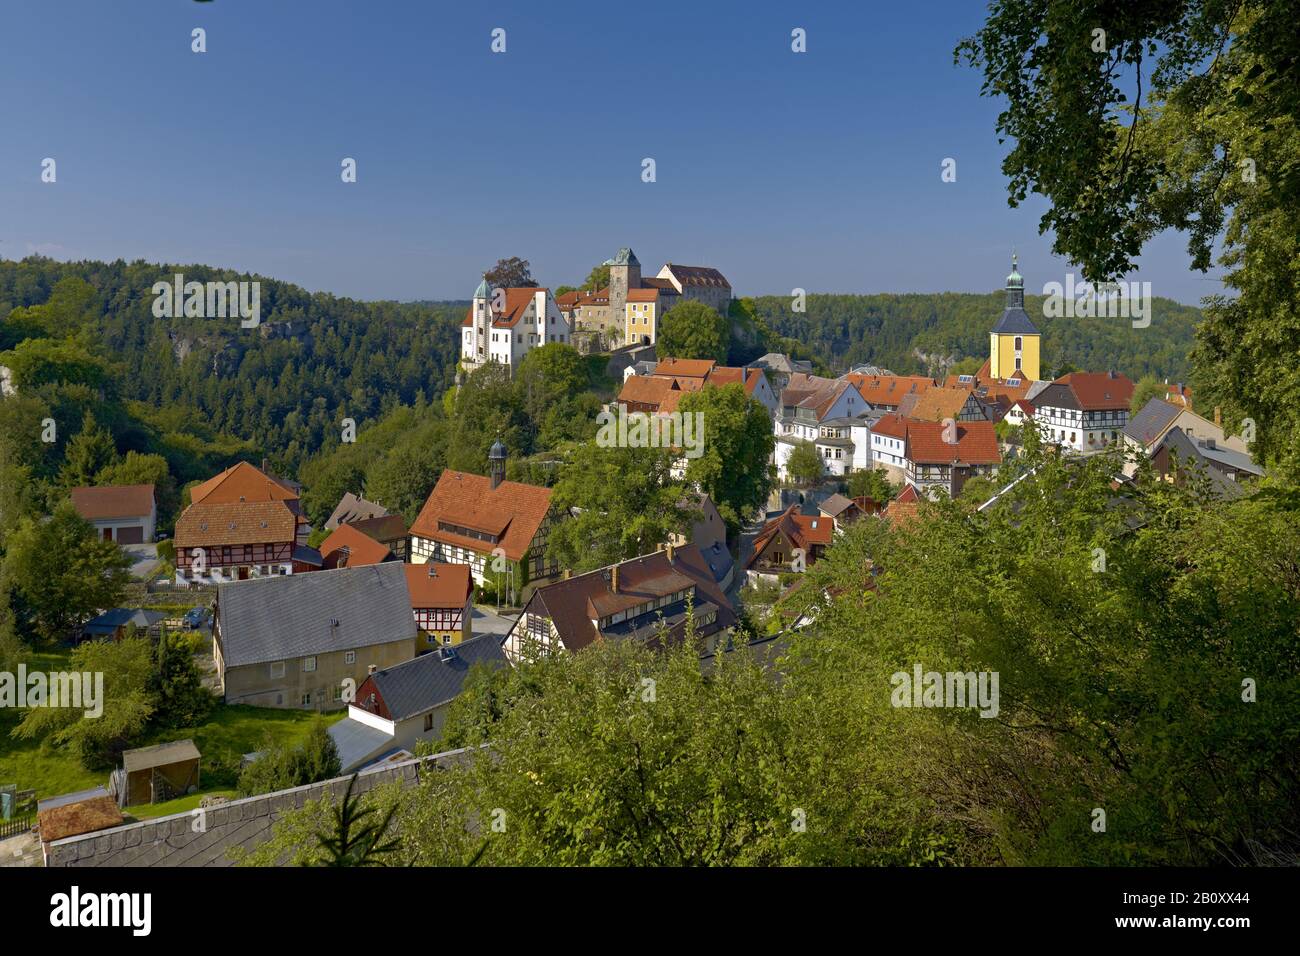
left=0, top=646, right=345, bottom=807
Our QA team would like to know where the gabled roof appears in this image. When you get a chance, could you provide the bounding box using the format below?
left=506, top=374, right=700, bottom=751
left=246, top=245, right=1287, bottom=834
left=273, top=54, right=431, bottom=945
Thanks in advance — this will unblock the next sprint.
left=216, top=563, right=417, bottom=668
left=655, top=357, right=716, bottom=379
left=883, top=484, right=922, bottom=527
left=461, top=287, right=547, bottom=329
left=843, top=373, right=936, bottom=407
left=746, top=505, right=834, bottom=569
left=905, top=419, right=1001, bottom=466
left=403, top=562, right=472, bottom=609
left=318, top=523, right=394, bottom=569
left=122, top=739, right=200, bottom=773
left=347, top=514, right=408, bottom=544
left=1036, top=371, right=1135, bottom=412
left=660, top=263, right=731, bottom=289
left=409, top=471, right=552, bottom=563
left=618, top=374, right=676, bottom=409
left=324, top=492, right=388, bottom=531
left=190, top=461, right=298, bottom=506
left=1158, top=427, right=1263, bottom=477
left=354, top=633, right=508, bottom=722
left=522, top=546, right=735, bottom=653
left=627, top=288, right=661, bottom=303
left=69, top=484, right=154, bottom=521
left=174, top=500, right=298, bottom=548
left=818, top=493, right=858, bottom=518
left=1123, top=398, right=1184, bottom=447
left=706, top=366, right=766, bottom=397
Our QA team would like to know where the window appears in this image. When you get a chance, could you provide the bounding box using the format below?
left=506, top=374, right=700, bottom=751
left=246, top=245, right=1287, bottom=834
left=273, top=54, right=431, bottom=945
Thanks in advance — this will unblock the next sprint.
left=303, top=656, right=317, bottom=673
left=772, top=551, right=785, bottom=564
left=1015, top=356, right=1022, bottom=370
left=332, top=685, right=344, bottom=702
left=269, top=661, right=285, bottom=679
left=424, top=713, right=434, bottom=732
left=301, top=693, right=311, bottom=706
left=344, top=651, right=355, bottom=665
left=1014, top=336, right=1022, bottom=350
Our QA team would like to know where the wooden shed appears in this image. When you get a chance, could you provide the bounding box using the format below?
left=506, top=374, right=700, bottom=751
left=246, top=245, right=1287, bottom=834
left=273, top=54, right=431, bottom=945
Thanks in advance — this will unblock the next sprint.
left=120, top=739, right=201, bottom=806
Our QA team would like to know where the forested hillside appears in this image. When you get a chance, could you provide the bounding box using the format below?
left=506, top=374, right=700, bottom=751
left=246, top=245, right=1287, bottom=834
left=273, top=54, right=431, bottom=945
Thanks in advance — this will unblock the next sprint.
left=0, top=256, right=465, bottom=485
left=747, top=291, right=1201, bottom=381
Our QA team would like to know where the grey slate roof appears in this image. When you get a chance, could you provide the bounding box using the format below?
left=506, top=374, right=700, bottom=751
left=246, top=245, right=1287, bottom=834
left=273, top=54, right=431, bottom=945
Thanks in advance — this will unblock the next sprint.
left=122, top=739, right=200, bottom=773
left=1159, top=428, right=1263, bottom=495
left=991, top=306, right=1041, bottom=335
left=364, top=633, right=509, bottom=721
left=325, top=492, right=389, bottom=531
left=701, top=540, right=734, bottom=585
left=217, top=563, right=416, bottom=668
left=327, top=717, right=396, bottom=773
left=1124, top=398, right=1182, bottom=446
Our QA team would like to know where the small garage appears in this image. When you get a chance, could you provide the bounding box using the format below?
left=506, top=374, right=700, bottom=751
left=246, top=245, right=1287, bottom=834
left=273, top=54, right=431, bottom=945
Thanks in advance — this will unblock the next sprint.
left=116, top=740, right=201, bottom=806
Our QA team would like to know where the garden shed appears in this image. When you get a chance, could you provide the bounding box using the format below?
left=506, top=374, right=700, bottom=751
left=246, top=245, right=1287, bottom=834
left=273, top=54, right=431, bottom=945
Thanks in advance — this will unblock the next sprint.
left=117, top=739, right=201, bottom=806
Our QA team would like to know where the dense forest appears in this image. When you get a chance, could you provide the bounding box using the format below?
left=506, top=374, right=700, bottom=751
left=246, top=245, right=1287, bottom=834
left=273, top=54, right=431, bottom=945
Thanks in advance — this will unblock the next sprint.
left=0, top=256, right=465, bottom=485
left=746, top=291, right=1201, bottom=382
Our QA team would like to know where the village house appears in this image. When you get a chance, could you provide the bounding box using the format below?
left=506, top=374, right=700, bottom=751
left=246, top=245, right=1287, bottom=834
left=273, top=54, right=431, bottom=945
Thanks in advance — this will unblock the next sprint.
left=901, top=418, right=1001, bottom=498
left=404, top=562, right=474, bottom=648
left=408, top=443, right=557, bottom=588
left=1033, top=371, right=1136, bottom=455
left=323, top=492, right=388, bottom=531
left=1149, top=427, right=1264, bottom=497
left=213, top=562, right=419, bottom=709
left=173, top=460, right=317, bottom=582
left=505, top=544, right=736, bottom=661
left=841, top=373, right=935, bottom=412
left=317, top=522, right=396, bottom=569
left=346, top=513, right=409, bottom=559
left=774, top=373, right=872, bottom=480
left=668, top=493, right=734, bottom=589
left=1121, top=397, right=1250, bottom=478
left=327, top=634, right=509, bottom=774
left=618, top=357, right=776, bottom=418
left=69, top=483, right=156, bottom=544
left=746, top=353, right=813, bottom=394
left=745, top=505, right=834, bottom=582
left=461, top=280, right=572, bottom=373
left=898, top=385, right=990, bottom=424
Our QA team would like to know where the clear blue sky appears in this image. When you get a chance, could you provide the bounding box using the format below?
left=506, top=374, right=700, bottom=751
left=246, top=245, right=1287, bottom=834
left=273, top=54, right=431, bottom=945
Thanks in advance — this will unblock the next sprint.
left=0, top=0, right=1220, bottom=305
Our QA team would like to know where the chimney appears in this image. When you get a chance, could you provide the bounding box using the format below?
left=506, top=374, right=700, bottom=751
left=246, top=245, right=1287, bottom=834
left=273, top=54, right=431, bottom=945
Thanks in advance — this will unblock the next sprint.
left=1205, top=438, right=1216, bottom=450
left=367, top=664, right=377, bottom=675
left=941, top=418, right=958, bottom=444
left=563, top=568, right=571, bottom=580
left=666, top=543, right=675, bottom=564
left=610, top=565, right=620, bottom=594
left=427, top=563, right=437, bottom=577
left=1214, top=406, right=1222, bottom=427
left=262, top=457, right=269, bottom=473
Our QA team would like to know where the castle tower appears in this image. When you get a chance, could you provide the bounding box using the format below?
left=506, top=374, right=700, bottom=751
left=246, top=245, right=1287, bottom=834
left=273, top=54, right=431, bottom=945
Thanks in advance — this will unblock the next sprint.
left=607, top=247, right=641, bottom=329
left=469, top=275, right=492, bottom=368
left=989, top=253, right=1040, bottom=381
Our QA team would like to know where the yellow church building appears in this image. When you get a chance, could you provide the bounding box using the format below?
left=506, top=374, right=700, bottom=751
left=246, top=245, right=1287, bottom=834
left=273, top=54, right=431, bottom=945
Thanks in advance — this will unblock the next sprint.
left=988, top=254, right=1040, bottom=381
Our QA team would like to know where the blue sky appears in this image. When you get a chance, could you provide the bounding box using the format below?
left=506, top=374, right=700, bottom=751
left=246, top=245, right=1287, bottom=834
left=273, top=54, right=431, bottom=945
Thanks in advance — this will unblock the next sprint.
left=0, top=0, right=1221, bottom=305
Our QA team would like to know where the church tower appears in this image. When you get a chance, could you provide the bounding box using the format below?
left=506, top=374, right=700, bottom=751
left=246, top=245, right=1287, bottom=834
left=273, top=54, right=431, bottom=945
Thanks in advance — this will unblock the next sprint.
left=989, top=253, right=1040, bottom=381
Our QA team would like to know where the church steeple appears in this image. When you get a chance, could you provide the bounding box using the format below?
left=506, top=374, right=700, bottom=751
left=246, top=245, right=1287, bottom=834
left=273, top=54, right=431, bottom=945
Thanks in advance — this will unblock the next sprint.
left=989, top=251, right=1040, bottom=381
left=1005, top=252, right=1024, bottom=309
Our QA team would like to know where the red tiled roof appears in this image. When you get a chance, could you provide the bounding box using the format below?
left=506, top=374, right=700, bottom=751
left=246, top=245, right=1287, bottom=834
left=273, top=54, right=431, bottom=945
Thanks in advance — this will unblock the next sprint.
left=746, top=505, right=834, bottom=569
left=618, top=375, right=676, bottom=409
left=174, top=500, right=298, bottom=549
left=1055, top=371, right=1135, bottom=411
left=461, top=288, right=547, bottom=329
left=907, top=386, right=974, bottom=423
left=523, top=545, right=734, bottom=653
left=409, top=470, right=552, bottom=563
left=627, top=288, right=660, bottom=303
left=70, top=484, right=154, bottom=521
left=654, top=357, right=716, bottom=379
left=870, top=412, right=910, bottom=440
left=883, top=484, right=921, bottom=527
left=403, top=563, right=472, bottom=609
left=318, top=523, right=393, bottom=569
left=905, top=419, right=1001, bottom=466
left=190, top=461, right=298, bottom=506
left=844, top=374, right=936, bottom=407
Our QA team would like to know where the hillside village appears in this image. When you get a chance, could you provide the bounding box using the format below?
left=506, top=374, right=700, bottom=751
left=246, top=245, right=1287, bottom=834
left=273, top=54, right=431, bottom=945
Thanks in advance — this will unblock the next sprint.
left=0, top=247, right=1269, bottom=868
